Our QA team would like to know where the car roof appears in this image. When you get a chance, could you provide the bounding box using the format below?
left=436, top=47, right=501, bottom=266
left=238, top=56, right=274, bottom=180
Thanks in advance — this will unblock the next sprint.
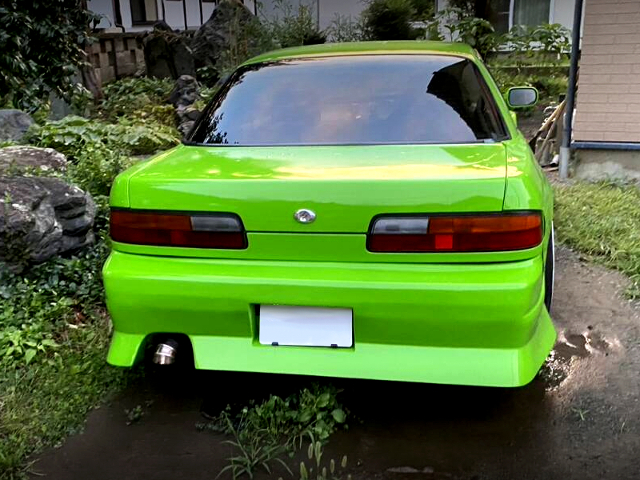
left=241, top=41, right=479, bottom=66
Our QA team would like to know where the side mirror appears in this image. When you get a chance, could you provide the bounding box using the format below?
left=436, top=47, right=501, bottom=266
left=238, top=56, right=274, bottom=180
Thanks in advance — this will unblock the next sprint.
left=507, top=87, right=538, bottom=109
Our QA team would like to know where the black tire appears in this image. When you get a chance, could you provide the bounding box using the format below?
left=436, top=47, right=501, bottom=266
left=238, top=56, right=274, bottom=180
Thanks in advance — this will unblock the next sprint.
left=544, top=226, right=555, bottom=312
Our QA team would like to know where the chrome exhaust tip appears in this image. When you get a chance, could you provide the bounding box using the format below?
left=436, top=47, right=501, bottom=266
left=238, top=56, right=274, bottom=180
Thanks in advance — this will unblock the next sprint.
left=153, top=340, right=178, bottom=365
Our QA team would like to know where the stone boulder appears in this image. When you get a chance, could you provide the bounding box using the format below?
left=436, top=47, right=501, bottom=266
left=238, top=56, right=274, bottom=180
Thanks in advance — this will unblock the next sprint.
left=0, top=146, right=68, bottom=175
left=0, top=109, right=34, bottom=142
left=191, top=0, right=256, bottom=71
left=143, top=24, right=196, bottom=79
left=169, top=75, right=202, bottom=136
left=0, top=176, right=96, bottom=270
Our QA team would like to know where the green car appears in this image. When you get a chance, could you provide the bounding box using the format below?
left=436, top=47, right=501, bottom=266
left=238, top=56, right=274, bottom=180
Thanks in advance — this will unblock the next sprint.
left=103, top=41, right=555, bottom=387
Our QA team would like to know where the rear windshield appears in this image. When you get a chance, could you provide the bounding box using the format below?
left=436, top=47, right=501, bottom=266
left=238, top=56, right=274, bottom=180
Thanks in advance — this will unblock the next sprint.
left=188, top=55, right=508, bottom=146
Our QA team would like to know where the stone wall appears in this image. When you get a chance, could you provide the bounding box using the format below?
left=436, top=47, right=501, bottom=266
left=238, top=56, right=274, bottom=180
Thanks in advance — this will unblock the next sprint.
left=87, top=32, right=146, bottom=86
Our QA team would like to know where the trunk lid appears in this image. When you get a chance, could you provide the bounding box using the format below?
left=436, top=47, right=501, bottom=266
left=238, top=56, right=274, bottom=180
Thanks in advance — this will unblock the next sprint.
left=127, top=144, right=507, bottom=233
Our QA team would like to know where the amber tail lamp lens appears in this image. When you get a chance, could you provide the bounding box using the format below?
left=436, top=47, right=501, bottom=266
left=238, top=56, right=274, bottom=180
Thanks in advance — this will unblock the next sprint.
left=368, top=213, right=543, bottom=253
left=110, top=210, right=247, bottom=249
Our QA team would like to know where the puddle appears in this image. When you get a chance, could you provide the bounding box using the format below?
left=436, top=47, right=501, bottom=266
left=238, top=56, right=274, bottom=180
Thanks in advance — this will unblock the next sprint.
left=539, top=328, right=618, bottom=389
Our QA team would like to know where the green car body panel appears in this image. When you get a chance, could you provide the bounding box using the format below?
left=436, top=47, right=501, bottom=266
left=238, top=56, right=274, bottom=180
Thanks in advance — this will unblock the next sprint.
left=103, top=41, right=556, bottom=387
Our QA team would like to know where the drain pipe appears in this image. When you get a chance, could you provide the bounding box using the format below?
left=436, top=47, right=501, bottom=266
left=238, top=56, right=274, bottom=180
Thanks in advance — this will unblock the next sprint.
left=559, top=0, right=585, bottom=180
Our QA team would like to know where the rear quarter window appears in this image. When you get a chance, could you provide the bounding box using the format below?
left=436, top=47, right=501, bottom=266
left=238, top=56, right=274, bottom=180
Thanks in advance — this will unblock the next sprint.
left=188, top=55, right=508, bottom=146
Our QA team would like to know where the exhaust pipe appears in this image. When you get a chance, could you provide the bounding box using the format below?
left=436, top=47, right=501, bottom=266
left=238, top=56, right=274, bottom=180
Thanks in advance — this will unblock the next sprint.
left=153, top=339, right=179, bottom=365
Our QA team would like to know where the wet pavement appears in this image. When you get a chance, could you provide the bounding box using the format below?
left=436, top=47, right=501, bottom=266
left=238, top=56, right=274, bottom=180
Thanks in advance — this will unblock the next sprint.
left=29, top=247, right=640, bottom=480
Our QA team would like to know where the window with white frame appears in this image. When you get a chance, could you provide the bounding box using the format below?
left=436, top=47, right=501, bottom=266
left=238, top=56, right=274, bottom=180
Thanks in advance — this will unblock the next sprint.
left=483, top=0, right=552, bottom=33
left=512, top=0, right=551, bottom=27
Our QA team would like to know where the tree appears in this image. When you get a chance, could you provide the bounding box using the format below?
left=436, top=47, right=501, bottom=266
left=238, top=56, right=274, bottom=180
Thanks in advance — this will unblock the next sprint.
left=362, top=0, right=419, bottom=41
left=0, top=0, right=98, bottom=111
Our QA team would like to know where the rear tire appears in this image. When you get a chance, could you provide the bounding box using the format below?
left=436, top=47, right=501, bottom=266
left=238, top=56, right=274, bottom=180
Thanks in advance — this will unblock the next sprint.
left=544, top=225, right=555, bottom=312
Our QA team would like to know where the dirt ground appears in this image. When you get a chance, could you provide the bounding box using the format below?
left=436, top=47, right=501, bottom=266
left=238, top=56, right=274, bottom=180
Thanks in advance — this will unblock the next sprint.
left=28, top=247, right=640, bottom=480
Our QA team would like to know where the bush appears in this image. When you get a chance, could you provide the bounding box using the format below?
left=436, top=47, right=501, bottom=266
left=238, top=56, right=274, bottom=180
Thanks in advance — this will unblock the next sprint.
left=501, top=23, right=571, bottom=60
left=326, top=14, right=365, bottom=42
left=362, top=0, right=419, bottom=40
left=26, top=115, right=180, bottom=158
left=99, top=77, right=175, bottom=121
left=265, top=0, right=327, bottom=47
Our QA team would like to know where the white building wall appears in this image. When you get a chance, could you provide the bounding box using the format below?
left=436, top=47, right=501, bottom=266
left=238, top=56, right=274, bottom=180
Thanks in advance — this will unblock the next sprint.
left=87, top=0, right=117, bottom=29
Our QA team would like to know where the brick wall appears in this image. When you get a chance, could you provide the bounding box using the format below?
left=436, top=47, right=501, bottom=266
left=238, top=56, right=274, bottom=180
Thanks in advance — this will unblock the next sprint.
left=87, top=33, right=146, bottom=87
left=574, top=0, right=640, bottom=143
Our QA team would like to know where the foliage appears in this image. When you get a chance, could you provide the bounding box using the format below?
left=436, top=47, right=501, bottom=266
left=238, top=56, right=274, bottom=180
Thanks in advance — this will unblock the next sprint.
left=409, top=0, right=435, bottom=20
left=501, top=23, right=571, bottom=59
left=0, top=1, right=98, bottom=111
left=361, top=0, right=420, bottom=41
left=199, top=384, right=348, bottom=478
left=26, top=115, right=180, bottom=158
left=428, top=8, right=497, bottom=58
left=99, top=77, right=174, bottom=121
left=326, top=15, right=366, bottom=43
left=554, top=182, right=640, bottom=298
left=0, top=222, right=134, bottom=479
left=214, top=0, right=327, bottom=78
left=299, top=438, right=350, bottom=480
left=265, top=0, right=327, bottom=48
left=490, top=67, right=568, bottom=103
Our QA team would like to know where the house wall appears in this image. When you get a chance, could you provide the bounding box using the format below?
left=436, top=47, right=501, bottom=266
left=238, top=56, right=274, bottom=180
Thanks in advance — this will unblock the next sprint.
left=573, top=0, right=640, bottom=143
left=87, top=0, right=116, bottom=29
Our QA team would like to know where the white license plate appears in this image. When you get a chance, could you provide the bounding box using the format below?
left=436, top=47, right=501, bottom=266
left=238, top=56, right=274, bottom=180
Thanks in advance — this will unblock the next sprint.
left=258, top=305, right=353, bottom=348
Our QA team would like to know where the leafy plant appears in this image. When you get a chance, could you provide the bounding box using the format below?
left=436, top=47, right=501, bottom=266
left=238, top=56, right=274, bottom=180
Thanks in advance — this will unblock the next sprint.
left=218, top=411, right=292, bottom=479
left=501, top=23, right=571, bottom=60
left=0, top=1, right=99, bottom=111
left=429, top=8, right=498, bottom=58
left=200, top=384, right=348, bottom=478
left=99, top=77, right=175, bottom=121
left=264, top=0, right=327, bottom=47
left=326, top=15, right=365, bottom=43
left=361, top=0, right=420, bottom=41
left=26, top=115, right=180, bottom=158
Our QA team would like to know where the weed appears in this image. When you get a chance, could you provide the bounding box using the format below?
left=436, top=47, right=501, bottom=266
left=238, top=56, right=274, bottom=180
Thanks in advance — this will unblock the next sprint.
left=203, top=384, right=348, bottom=478
left=299, top=436, right=350, bottom=480
left=572, top=408, right=590, bottom=422
left=125, top=405, right=145, bottom=425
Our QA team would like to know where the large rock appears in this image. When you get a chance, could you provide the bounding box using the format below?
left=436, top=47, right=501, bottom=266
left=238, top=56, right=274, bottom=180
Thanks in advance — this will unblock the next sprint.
left=0, top=109, right=34, bottom=142
left=143, top=23, right=196, bottom=79
left=169, top=75, right=202, bottom=136
left=0, top=146, right=68, bottom=175
left=0, top=176, right=96, bottom=270
left=191, top=0, right=256, bottom=71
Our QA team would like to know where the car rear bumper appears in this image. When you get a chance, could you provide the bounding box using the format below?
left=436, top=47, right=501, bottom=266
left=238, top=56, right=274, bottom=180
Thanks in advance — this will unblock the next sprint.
left=103, top=251, right=556, bottom=387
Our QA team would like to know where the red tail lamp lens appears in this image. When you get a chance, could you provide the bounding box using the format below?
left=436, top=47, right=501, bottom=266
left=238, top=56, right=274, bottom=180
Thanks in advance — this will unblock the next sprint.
left=110, top=210, right=247, bottom=249
left=368, top=213, right=542, bottom=253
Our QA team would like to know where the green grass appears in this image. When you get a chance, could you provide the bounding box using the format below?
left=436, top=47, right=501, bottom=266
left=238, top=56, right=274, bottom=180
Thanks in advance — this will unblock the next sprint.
left=0, top=322, right=131, bottom=479
left=0, top=234, right=134, bottom=479
left=554, top=182, right=640, bottom=297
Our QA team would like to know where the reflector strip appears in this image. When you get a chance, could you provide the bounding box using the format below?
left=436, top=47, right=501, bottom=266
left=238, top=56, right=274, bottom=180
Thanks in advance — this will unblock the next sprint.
left=368, top=213, right=543, bottom=253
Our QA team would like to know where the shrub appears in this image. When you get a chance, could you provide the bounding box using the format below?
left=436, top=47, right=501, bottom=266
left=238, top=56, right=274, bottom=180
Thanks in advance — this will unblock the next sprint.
left=264, top=0, right=327, bottom=47
left=326, top=14, right=366, bottom=42
left=0, top=1, right=98, bottom=111
left=99, top=77, right=175, bottom=121
left=26, top=115, right=180, bottom=158
left=362, top=0, right=419, bottom=40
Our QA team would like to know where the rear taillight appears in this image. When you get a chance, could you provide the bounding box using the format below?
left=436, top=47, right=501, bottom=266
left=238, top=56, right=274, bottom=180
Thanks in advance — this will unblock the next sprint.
left=368, top=212, right=542, bottom=253
left=110, top=210, right=247, bottom=249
